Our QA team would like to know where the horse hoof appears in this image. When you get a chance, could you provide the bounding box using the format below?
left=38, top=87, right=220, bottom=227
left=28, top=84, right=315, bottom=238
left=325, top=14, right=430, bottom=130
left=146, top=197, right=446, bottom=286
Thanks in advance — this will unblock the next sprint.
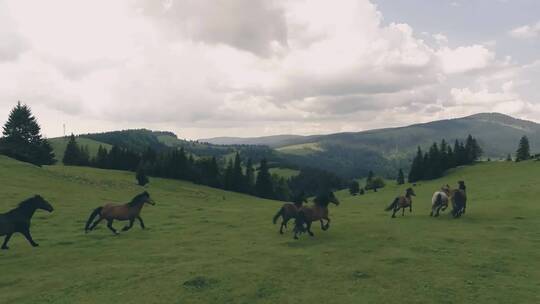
left=1, top=246, right=8, bottom=250
left=32, top=243, right=39, bottom=247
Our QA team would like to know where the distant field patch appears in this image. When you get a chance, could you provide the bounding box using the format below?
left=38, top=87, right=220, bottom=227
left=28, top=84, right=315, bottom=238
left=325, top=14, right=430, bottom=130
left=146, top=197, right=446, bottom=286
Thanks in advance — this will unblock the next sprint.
left=269, top=168, right=299, bottom=179
left=276, top=142, right=324, bottom=155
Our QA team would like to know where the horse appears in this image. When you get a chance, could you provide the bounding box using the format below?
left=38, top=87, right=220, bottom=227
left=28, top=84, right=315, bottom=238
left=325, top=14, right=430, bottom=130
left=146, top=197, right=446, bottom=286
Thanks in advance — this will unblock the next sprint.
left=272, top=192, right=307, bottom=234
left=385, top=188, right=416, bottom=218
left=450, top=181, right=467, bottom=218
left=84, top=191, right=155, bottom=234
left=430, top=185, right=451, bottom=217
left=293, top=191, right=340, bottom=240
left=0, top=195, right=54, bottom=250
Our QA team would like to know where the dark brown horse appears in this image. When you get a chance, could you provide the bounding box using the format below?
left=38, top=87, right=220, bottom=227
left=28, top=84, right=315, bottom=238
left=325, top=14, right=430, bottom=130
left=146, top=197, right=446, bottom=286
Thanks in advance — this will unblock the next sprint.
left=0, top=195, right=54, bottom=250
left=293, top=191, right=340, bottom=240
left=450, top=181, right=467, bottom=218
left=385, top=188, right=416, bottom=218
left=272, top=192, right=307, bottom=234
left=85, top=191, right=155, bottom=234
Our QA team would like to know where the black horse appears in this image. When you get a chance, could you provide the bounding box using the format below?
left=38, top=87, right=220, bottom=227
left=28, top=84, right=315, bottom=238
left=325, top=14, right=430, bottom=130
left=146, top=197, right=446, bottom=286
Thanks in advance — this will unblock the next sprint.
left=0, top=195, right=54, bottom=250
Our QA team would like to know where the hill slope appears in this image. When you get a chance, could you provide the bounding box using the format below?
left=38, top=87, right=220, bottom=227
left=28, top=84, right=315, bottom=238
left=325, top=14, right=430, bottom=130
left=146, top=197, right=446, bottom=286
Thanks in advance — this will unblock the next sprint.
left=1, top=156, right=540, bottom=303
left=202, top=113, right=540, bottom=177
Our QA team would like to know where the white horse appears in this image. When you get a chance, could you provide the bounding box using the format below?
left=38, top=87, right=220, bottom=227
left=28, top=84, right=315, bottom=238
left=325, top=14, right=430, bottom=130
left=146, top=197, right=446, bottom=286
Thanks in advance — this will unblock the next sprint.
left=431, top=185, right=450, bottom=217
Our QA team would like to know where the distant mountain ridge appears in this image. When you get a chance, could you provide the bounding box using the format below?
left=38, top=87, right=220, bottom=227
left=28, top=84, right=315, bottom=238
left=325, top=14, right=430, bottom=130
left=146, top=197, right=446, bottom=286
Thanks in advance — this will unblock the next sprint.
left=50, top=113, right=540, bottom=179
left=201, top=113, right=540, bottom=154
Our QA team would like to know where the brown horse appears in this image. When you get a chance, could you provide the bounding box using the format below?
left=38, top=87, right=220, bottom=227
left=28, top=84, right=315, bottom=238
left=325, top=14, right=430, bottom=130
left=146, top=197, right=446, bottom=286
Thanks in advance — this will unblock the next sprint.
left=293, top=191, right=340, bottom=240
left=450, top=181, right=467, bottom=218
left=385, top=188, right=416, bottom=218
left=84, top=191, right=155, bottom=234
left=0, top=195, right=54, bottom=250
left=272, top=192, right=307, bottom=234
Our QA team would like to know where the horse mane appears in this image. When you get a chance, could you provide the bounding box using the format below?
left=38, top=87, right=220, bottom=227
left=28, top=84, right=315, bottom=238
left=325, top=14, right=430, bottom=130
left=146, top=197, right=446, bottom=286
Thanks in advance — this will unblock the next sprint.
left=17, top=196, right=40, bottom=209
left=128, top=192, right=148, bottom=206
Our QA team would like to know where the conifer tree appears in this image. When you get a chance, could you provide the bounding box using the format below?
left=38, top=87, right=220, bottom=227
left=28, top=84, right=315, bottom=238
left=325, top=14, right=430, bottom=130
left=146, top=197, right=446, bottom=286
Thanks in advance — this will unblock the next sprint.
left=255, top=159, right=273, bottom=199
left=231, top=152, right=245, bottom=192
left=516, top=135, right=531, bottom=162
left=397, top=169, right=405, bottom=185
left=349, top=180, right=360, bottom=195
left=136, top=164, right=149, bottom=186
left=63, top=134, right=81, bottom=165
left=245, top=158, right=255, bottom=190
left=0, top=102, right=55, bottom=165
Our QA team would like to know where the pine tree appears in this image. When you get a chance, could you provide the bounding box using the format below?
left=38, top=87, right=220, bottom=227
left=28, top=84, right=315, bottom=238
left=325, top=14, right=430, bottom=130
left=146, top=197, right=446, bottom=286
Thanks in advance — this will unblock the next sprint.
left=0, top=102, right=55, bottom=165
left=397, top=169, right=405, bottom=185
left=223, top=159, right=234, bottom=190
left=365, top=170, right=374, bottom=190
left=349, top=180, right=360, bottom=195
left=63, top=134, right=81, bottom=165
left=516, top=136, right=531, bottom=162
left=95, top=145, right=109, bottom=168
left=255, top=159, right=273, bottom=199
left=408, top=147, right=424, bottom=183
left=231, top=152, right=245, bottom=192
left=245, top=158, right=255, bottom=191
left=136, top=164, right=149, bottom=186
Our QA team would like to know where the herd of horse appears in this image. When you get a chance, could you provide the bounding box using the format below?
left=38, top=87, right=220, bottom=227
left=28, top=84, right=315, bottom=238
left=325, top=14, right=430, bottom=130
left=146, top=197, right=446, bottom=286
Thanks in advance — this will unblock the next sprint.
left=0, top=181, right=468, bottom=249
left=274, top=181, right=468, bottom=239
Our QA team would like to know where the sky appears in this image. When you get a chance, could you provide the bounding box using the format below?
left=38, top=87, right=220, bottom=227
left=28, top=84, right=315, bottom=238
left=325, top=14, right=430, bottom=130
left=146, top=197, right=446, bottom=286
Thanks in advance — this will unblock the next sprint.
left=0, top=0, right=539, bottom=140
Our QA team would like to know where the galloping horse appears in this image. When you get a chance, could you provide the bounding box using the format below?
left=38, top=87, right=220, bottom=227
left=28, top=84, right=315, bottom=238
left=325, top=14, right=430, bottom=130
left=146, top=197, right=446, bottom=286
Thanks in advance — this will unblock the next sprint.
left=272, top=192, right=307, bottom=234
left=431, top=185, right=451, bottom=217
left=293, top=191, right=340, bottom=240
left=450, top=181, right=467, bottom=218
left=85, top=191, right=155, bottom=234
left=385, top=188, right=416, bottom=218
left=0, top=195, right=54, bottom=250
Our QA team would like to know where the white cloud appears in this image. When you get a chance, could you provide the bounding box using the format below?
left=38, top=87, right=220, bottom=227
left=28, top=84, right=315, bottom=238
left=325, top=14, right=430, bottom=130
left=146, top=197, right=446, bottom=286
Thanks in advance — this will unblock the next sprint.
left=0, top=0, right=537, bottom=139
left=509, top=21, right=540, bottom=39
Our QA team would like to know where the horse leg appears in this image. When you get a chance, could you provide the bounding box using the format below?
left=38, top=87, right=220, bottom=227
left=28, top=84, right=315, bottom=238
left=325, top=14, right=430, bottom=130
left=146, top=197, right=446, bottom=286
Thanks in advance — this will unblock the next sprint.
left=409, top=203, right=413, bottom=213
left=21, top=228, right=39, bottom=247
left=279, top=221, right=285, bottom=234
left=307, top=222, right=314, bottom=237
left=1, top=233, right=12, bottom=250
left=391, top=207, right=397, bottom=218
left=402, top=207, right=405, bottom=216
left=122, top=219, right=135, bottom=231
left=435, top=205, right=442, bottom=217
left=323, top=217, right=330, bottom=230
left=107, top=219, right=119, bottom=235
left=137, top=216, right=146, bottom=229
left=89, top=216, right=103, bottom=231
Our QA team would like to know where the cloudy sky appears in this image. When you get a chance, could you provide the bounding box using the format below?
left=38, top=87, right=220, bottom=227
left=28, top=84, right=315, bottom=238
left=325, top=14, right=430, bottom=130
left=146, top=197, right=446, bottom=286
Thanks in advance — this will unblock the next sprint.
left=0, top=0, right=539, bottom=139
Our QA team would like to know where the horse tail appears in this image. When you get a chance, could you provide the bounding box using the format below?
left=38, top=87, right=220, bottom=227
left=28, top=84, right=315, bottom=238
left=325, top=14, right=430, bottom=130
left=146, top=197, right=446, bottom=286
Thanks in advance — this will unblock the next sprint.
left=272, top=206, right=284, bottom=224
left=385, top=198, right=399, bottom=211
left=294, top=210, right=307, bottom=234
left=85, top=206, right=103, bottom=232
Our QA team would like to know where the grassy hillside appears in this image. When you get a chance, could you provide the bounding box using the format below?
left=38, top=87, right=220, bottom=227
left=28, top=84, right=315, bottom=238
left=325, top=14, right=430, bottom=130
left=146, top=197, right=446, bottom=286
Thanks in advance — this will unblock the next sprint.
left=49, top=137, right=111, bottom=162
left=1, top=156, right=540, bottom=303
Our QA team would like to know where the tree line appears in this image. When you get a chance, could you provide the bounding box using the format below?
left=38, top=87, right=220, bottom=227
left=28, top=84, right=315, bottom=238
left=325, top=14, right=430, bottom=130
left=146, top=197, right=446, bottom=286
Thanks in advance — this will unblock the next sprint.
left=408, top=135, right=482, bottom=183
left=63, top=134, right=347, bottom=201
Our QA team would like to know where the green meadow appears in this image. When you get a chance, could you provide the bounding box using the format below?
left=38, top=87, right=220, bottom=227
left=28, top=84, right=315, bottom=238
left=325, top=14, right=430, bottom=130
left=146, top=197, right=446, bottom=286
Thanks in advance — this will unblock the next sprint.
left=1, top=155, right=540, bottom=303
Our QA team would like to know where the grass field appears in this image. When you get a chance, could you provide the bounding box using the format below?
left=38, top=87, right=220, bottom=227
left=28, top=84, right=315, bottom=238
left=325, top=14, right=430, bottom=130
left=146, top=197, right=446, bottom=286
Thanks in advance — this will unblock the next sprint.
left=1, top=155, right=540, bottom=303
left=48, top=137, right=111, bottom=162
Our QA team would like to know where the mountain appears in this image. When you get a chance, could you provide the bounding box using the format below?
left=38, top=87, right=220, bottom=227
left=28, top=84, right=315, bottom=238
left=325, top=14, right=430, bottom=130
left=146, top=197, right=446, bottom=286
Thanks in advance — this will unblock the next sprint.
left=200, top=134, right=305, bottom=148
left=48, top=113, right=540, bottom=179
left=198, top=113, right=540, bottom=178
